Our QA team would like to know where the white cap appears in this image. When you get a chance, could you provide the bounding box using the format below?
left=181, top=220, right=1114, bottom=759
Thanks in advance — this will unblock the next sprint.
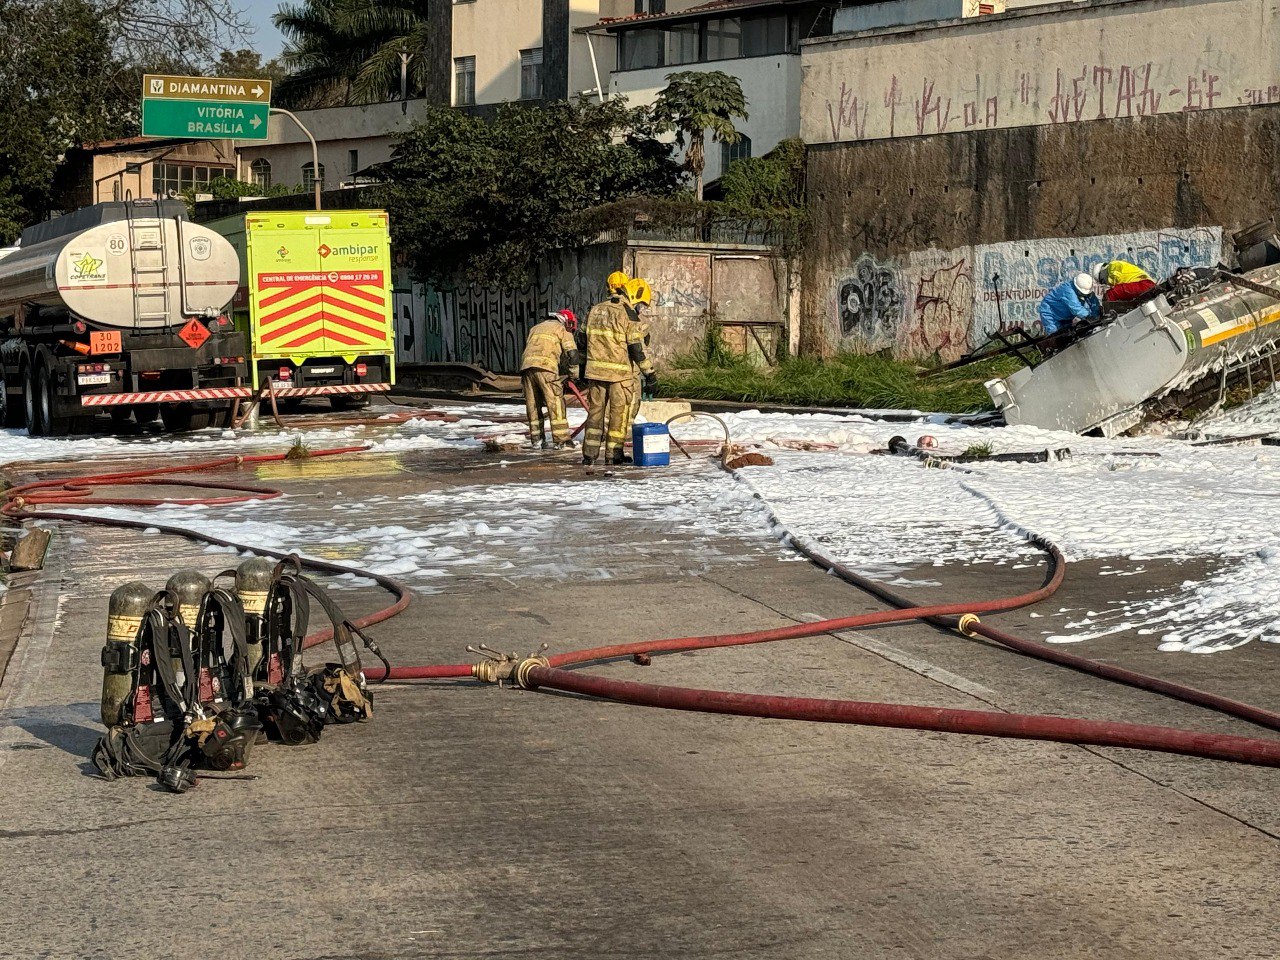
left=1092, top=262, right=1109, bottom=284
left=1073, top=273, right=1095, bottom=296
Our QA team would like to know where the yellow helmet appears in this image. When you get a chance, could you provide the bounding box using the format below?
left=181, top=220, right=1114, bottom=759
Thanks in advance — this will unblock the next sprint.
left=626, top=278, right=652, bottom=307
left=606, top=271, right=630, bottom=295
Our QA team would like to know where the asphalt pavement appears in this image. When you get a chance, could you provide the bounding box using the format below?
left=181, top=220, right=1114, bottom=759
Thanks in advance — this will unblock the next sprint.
left=0, top=435, right=1276, bottom=960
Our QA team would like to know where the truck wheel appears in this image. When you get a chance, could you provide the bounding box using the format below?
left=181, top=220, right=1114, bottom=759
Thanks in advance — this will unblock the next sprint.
left=209, top=402, right=236, bottom=428
left=160, top=404, right=214, bottom=432
left=40, top=366, right=88, bottom=436
left=2, top=383, right=20, bottom=428
left=329, top=394, right=370, bottom=411
left=24, top=365, right=44, bottom=437
left=134, top=403, right=160, bottom=425
left=109, top=408, right=133, bottom=425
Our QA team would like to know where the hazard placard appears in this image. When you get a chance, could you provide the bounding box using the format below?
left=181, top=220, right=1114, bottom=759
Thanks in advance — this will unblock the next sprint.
left=89, top=330, right=122, bottom=354
left=178, top=319, right=211, bottom=349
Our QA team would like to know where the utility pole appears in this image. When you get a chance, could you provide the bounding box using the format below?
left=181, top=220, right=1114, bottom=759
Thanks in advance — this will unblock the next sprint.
left=270, top=107, right=322, bottom=211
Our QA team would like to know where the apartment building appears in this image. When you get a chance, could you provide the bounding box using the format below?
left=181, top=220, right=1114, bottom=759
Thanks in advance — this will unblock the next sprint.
left=586, top=0, right=839, bottom=181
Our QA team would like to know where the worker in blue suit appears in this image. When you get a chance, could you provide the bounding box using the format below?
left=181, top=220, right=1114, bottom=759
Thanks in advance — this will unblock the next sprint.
left=1038, top=273, right=1100, bottom=336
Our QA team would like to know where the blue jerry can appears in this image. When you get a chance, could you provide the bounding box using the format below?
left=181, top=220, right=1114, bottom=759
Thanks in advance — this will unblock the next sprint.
left=632, top=421, right=671, bottom=467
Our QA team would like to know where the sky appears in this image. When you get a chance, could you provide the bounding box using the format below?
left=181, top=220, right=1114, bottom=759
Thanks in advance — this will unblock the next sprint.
left=239, top=0, right=288, bottom=58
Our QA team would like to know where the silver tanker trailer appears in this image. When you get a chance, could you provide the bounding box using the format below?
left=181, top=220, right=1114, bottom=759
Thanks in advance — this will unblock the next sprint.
left=986, top=224, right=1280, bottom=436
left=0, top=200, right=251, bottom=435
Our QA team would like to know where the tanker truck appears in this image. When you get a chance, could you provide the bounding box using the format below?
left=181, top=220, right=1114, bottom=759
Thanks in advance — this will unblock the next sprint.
left=0, top=200, right=250, bottom=435
left=985, top=224, right=1280, bottom=436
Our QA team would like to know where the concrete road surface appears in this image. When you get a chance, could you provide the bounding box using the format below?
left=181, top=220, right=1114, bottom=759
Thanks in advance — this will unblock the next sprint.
left=0, top=440, right=1276, bottom=959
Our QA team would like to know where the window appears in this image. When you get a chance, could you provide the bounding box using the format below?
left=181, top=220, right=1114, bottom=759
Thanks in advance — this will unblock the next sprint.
left=634, top=0, right=664, bottom=12
left=705, top=17, right=742, bottom=60
left=742, top=15, right=789, bottom=57
left=520, top=47, right=543, bottom=100
left=302, top=161, right=325, bottom=192
left=665, top=22, right=699, bottom=65
left=454, top=55, right=476, bottom=106
left=250, top=158, right=271, bottom=189
left=150, top=162, right=230, bottom=198
left=619, top=28, right=663, bottom=71
left=721, top=134, right=752, bottom=170
left=347, top=149, right=359, bottom=178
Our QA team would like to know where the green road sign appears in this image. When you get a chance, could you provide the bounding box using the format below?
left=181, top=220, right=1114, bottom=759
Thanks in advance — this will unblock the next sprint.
left=140, top=74, right=272, bottom=141
left=142, top=98, right=270, bottom=139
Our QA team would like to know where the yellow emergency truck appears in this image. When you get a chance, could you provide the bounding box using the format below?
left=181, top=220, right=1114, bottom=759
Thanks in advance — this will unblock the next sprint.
left=207, top=209, right=395, bottom=409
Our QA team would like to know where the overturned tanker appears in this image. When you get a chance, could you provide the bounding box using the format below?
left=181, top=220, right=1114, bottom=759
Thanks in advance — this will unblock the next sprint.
left=986, top=226, right=1280, bottom=436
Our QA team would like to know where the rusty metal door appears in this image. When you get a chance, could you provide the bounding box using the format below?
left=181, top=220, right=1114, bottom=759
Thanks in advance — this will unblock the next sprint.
left=711, top=255, right=785, bottom=365
left=630, top=250, right=711, bottom=364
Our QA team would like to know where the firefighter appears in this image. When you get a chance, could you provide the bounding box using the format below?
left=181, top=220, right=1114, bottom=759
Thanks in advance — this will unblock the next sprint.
left=1037, top=273, right=1099, bottom=336
left=1092, top=260, right=1157, bottom=304
left=581, top=285, right=653, bottom=468
left=624, top=278, right=658, bottom=438
left=520, top=309, right=581, bottom=449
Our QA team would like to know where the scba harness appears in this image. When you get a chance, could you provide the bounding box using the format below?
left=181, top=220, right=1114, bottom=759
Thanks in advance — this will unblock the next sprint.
left=256, top=557, right=389, bottom=746
left=93, top=556, right=388, bottom=793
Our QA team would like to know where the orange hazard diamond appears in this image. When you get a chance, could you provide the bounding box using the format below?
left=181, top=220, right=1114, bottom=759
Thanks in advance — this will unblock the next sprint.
left=179, top=318, right=211, bottom=349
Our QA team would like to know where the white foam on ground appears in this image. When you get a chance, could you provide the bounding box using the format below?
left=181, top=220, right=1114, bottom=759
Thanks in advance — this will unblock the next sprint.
left=6, top=397, right=1279, bottom=653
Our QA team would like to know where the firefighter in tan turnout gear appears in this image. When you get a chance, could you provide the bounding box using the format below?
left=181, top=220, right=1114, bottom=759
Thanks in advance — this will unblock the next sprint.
left=582, top=274, right=654, bottom=468
left=624, top=277, right=657, bottom=442
left=520, top=309, right=581, bottom=449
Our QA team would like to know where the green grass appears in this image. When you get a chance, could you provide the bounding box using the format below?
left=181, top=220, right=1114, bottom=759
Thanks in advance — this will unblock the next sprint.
left=961, top=442, right=994, bottom=459
left=659, top=350, right=1022, bottom=413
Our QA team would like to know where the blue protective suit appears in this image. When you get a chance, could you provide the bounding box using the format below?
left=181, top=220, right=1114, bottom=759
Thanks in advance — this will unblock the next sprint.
left=1038, top=280, right=1100, bottom=335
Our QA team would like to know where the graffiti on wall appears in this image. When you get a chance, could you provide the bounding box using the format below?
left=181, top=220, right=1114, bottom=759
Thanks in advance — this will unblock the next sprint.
left=971, top=228, right=1221, bottom=342
left=807, top=0, right=1280, bottom=143
left=830, top=227, right=1223, bottom=360
left=836, top=254, right=904, bottom=349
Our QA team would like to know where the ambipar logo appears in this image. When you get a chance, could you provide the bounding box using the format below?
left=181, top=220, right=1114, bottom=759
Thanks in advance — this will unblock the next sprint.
left=320, top=243, right=377, bottom=259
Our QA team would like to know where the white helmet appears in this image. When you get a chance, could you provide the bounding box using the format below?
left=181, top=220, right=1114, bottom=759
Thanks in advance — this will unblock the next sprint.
left=1073, top=273, right=1095, bottom=296
left=1091, top=262, right=1110, bottom=285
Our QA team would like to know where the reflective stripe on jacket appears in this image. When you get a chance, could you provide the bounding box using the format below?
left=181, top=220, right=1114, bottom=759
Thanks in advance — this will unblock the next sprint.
left=584, top=299, right=646, bottom=383
left=520, top=320, right=577, bottom=373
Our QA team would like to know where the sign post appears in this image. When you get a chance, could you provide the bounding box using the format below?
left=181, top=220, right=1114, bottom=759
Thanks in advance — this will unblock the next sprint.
left=141, top=74, right=272, bottom=141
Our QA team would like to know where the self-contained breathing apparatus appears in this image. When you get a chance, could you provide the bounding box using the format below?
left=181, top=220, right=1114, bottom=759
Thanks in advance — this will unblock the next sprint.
left=93, top=555, right=388, bottom=793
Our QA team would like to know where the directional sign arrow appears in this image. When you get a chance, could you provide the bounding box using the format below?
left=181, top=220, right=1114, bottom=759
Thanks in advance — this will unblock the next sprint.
left=250, top=114, right=262, bottom=127
left=252, top=84, right=265, bottom=98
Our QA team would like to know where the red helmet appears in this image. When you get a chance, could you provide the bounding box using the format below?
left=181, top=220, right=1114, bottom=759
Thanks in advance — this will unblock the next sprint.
left=556, top=309, right=578, bottom=332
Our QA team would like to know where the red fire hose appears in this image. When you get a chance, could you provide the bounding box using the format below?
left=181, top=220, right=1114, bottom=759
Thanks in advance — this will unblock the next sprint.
left=7, top=444, right=1280, bottom=767
left=1, top=445, right=410, bottom=646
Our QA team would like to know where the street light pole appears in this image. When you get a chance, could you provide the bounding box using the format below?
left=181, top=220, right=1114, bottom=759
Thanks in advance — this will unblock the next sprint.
left=270, top=107, right=322, bottom=211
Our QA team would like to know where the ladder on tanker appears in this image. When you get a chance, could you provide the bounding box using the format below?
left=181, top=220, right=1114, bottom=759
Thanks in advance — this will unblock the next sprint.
left=126, top=199, right=172, bottom=327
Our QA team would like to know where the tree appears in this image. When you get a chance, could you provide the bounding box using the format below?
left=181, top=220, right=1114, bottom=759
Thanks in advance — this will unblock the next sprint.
left=0, top=0, right=128, bottom=241
left=274, top=0, right=432, bottom=106
left=652, top=71, right=749, bottom=202
left=721, top=137, right=805, bottom=211
left=103, top=0, right=252, bottom=67
left=380, top=98, right=683, bottom=288
left=215, top=49, right=287, bottom=84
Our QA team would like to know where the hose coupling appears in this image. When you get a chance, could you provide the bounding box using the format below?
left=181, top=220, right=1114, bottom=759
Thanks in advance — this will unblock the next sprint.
left=468, top=643, right=549, bottom=687
left=957, top=614, right=981, bottom=637
left=514, top=656, right=551, bottom=690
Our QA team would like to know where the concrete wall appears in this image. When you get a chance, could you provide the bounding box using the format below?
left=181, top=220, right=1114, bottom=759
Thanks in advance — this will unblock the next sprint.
left=800, top=101, right=1280, bottom=357
left=825, top=226, right=1221, bottom=359
left=803, top=0, right=1280, bottom=144
left=611, top=54, right=802, bottom=180
left=392, top=239, right=786, bottom=372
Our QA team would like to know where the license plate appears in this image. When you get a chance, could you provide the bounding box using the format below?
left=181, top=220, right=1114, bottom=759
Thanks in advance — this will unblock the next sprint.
left=270, top=380, right=291, bottom=391
left=77, top=373, right=110, bottom=385
left=309, top=366, right=336, bottom=374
